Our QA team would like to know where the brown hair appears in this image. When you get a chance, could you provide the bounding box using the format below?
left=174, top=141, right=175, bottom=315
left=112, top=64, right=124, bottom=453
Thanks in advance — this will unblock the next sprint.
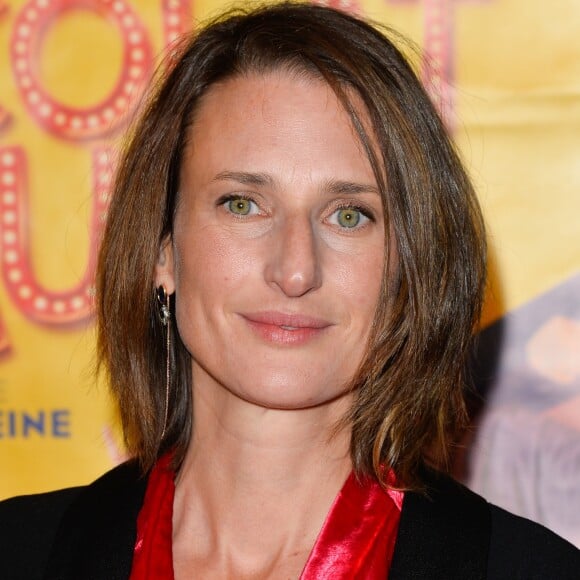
left=97, top=1, right=486, bottom=489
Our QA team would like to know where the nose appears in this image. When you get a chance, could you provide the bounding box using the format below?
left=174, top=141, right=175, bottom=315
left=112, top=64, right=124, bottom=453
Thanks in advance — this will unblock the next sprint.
left=264, top=215, right=322, bottom=297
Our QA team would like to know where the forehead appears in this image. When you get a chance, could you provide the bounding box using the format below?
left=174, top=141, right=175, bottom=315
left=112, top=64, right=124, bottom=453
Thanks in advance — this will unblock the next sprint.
left=189, top=70, right=360, bottom=140
left=180, top=70, right=380, bottom=189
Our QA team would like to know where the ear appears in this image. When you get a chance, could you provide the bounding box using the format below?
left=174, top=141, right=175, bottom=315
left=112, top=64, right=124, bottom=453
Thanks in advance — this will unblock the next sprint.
left=155, top=235, right=176, bottom=294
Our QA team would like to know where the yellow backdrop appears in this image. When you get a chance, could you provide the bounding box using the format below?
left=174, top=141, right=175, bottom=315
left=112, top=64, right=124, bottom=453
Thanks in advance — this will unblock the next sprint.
left=1, top=0, right=579, bottom=500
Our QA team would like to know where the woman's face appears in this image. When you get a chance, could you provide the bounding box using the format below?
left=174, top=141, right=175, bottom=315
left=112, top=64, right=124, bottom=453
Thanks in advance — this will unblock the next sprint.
left=156, top=71, right=385, bottom=411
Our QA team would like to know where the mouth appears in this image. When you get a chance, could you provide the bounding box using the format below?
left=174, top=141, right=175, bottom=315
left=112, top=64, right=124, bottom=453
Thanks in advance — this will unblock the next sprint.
left=240, top=311, right=333, bottom=345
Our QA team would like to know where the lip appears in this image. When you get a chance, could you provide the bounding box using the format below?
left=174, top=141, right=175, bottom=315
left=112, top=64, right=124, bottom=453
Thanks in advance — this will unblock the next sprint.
left=240, top=311, right=333, bottom=345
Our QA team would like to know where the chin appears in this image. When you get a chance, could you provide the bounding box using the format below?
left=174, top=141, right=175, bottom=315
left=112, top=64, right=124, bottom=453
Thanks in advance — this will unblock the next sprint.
left=232, top=376, right=351, bottom=412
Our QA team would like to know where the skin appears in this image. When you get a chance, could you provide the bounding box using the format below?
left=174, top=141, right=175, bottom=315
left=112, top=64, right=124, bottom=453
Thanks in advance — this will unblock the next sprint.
left=156, top=70, right=385, bottom=579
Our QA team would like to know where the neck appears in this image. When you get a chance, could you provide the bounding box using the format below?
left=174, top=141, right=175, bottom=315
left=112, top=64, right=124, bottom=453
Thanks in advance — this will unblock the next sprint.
left=172, top=377, right=353, bottom=577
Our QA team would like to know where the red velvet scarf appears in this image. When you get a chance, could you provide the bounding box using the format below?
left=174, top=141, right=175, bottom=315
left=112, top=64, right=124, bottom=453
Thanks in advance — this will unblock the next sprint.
left=130, top=455, right=403, bottom=579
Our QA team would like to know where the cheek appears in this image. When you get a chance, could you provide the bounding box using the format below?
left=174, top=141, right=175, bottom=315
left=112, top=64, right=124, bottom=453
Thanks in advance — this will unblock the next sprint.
left=173, top=226, right=261, bottom=301
left=328, top=246, right=384, bottom=317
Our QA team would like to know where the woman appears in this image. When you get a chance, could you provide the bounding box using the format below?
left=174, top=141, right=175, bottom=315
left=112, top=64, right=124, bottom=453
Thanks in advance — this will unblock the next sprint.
left=1, top=2, right=578, bottom=578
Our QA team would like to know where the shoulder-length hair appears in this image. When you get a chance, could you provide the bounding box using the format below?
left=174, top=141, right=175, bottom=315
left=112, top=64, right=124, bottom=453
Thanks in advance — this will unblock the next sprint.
left=97, top=1, right=486, bottom=490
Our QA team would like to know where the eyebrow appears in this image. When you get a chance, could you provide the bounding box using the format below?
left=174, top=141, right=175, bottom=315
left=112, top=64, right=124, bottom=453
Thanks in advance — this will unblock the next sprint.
left=212, top=171, right=274, bottom=187
left=212, top=171, right=380, bottom=196
left=323, top=178, right=380, bottom=197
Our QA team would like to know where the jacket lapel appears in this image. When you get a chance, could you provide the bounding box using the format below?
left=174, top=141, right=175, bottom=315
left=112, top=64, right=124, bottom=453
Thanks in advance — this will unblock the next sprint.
left=44, top=460, right=147, bottom=580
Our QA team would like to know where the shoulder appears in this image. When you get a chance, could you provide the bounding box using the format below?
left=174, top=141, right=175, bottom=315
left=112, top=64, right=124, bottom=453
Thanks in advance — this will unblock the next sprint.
left=488, top=504, right=580, bottom=579
left=392, top=469, right=491, bottom=579
left=0, top=486, right=83, bottom=580
left=391, top=468, right=579, bottom=579
left=0, top=460, right=146, bottom=580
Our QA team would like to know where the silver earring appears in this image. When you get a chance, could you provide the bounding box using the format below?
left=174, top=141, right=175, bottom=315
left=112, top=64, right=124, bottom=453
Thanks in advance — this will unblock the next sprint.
left=156, top=285, right=171, bottom=439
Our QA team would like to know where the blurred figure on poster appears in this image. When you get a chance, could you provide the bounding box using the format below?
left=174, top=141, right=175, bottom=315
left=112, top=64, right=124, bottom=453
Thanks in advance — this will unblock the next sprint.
left=1, top=2, right=578, bottom=578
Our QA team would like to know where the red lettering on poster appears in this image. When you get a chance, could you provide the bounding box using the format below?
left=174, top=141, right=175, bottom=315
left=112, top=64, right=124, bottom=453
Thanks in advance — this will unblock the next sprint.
left=0, top=146, right=111, bottom=326
left=388, top=0, right=491, bottom=127
left=422, top=0, right=455, bottom=123
left=387, top=0, right=457, bottom=123
left=312, top=1, right=361, bottom=13
left=0, top=0, right=193, bottom=343
left=161, top=0, right=193, bottom=48
left=10, top=0, right=153, bottom=141
left=0, top=1, right=11, bottom=136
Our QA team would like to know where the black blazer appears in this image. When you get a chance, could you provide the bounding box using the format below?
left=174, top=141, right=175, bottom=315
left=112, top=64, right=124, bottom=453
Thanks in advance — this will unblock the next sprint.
left=1, top=462, right=578, bottom=579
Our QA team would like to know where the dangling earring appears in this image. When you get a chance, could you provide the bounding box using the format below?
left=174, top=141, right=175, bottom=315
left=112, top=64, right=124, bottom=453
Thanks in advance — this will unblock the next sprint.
left=156, top=285, right=171, bottom=439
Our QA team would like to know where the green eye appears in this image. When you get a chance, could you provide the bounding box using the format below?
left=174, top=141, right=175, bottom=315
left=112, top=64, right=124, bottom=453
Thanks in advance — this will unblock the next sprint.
left=329, top=206, right=371, bottom=230
left=336, top=208, right=361, bottom=228
left=227, top=198, right=252, bottom=215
